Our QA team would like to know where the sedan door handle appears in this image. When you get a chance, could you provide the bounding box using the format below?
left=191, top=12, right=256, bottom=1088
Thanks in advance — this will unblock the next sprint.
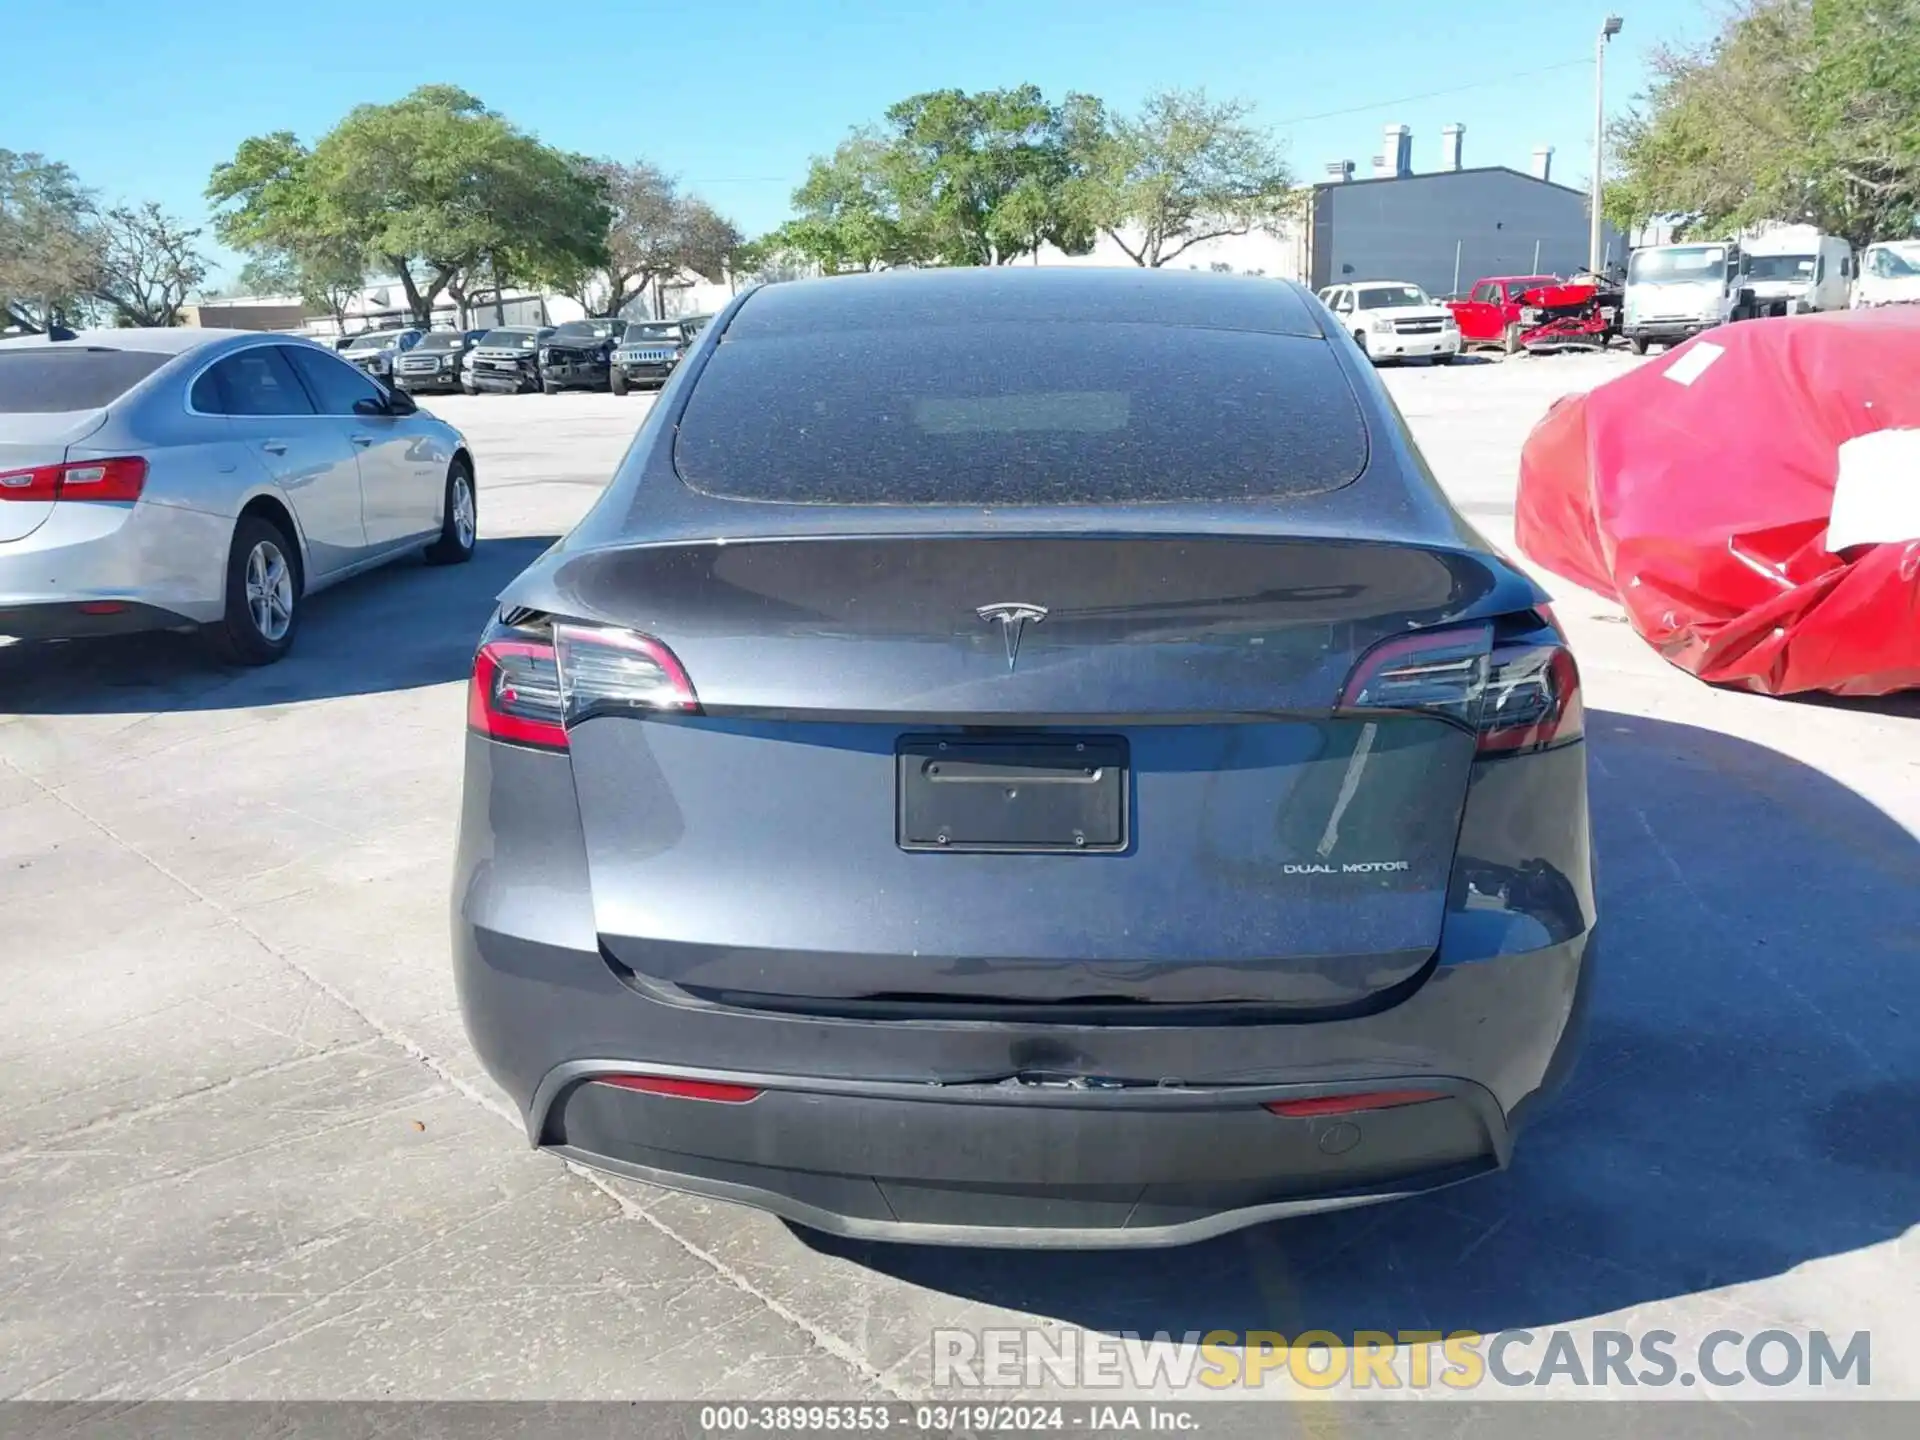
left=260, top=441, right=288, bottom=456
left=349, top=435, right=375, bottom=448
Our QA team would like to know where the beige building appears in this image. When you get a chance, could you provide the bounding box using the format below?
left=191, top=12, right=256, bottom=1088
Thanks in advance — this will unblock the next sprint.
left=178, top=298, right=313, bottom=331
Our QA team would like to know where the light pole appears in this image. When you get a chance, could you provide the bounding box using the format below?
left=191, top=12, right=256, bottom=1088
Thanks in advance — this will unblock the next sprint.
left=1591, top=14, right=1624, bottom=275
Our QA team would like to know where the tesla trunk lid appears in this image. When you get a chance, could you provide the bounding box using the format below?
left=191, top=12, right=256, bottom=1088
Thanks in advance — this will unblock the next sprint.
left=556, top=534, right=1514, bottom=1014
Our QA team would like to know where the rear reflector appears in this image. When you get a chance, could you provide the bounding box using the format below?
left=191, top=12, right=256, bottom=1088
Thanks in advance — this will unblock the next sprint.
left=593, top=1074, right=762, bottom=1103
left=77, top=601, right=127, bottom=615
left=1340, top=623, right=1583, bottom=755
left=0, top=456, right=148, bottom=504
left=1264, top=1089, right=1446, bottom=1118
left=468, top=623, right=699, bottom=750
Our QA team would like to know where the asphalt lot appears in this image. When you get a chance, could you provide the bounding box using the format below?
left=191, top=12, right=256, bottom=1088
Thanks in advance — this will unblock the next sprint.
left=1, top=356, right=1915, bottom=1402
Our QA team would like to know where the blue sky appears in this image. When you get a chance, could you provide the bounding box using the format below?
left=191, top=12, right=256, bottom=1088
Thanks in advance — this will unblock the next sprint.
left=4, top=0, right=1712, bottom=287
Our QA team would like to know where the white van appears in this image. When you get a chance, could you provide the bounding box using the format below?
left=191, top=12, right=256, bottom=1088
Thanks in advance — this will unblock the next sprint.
left=1853, top=239, right=1920, bottom=308
left=1740, top=225, right=1853, bottom=316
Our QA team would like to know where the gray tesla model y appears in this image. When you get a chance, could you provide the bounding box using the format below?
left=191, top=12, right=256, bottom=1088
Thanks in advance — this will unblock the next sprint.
left=452, top=267, right=1596, bottom=1249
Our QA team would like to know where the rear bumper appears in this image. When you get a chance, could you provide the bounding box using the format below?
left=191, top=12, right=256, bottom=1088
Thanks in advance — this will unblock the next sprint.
left=455, top=911, right=1594, bottom=1249
left=0, top=599, right=195, bottom=640
left=547, top=1069, right=1512, bottom=1248
left=0, top=501, right=228, bottom=631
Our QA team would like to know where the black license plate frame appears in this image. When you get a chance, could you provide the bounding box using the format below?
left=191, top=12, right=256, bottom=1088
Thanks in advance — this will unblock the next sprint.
left=896, top=735, right=1129, bottom=854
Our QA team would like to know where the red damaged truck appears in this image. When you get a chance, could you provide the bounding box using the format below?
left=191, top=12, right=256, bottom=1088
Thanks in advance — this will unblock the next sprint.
left=1447, top=273, right=1623, bottom=355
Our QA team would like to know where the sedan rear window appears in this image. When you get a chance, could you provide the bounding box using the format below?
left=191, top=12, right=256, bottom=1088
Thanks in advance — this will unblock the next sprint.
left=0, top=347, right=173, bottom=413
left=673, top=323, right=1368, bottom=506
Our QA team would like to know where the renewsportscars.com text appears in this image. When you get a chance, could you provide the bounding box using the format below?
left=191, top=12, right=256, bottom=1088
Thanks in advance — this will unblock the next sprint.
left=932, top=1327, right=1871, bottom=1391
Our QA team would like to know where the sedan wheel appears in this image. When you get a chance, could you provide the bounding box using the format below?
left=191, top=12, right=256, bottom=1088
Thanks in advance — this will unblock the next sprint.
left=425, top=460, right=477, bottom=565
left=208, top=514, right=301, bottom=666
left=246, top=541, right=295, bottom=640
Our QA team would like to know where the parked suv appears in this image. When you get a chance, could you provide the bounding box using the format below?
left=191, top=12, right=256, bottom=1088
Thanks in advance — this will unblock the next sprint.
left=610, top=317, right=701, bottom=394
left=394, top=329, right=489, bottom=395
left=341, top=327, right=424, bottom=380
left=468, top=327, right=553, bottom=394
left=540, top=320, right=624, bottom=394
left=1319, top=282, right=1460, bottom=364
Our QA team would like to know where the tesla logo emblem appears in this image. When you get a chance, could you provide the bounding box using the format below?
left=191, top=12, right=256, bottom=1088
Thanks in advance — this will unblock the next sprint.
left=976, top=602, right=1048, bottom=671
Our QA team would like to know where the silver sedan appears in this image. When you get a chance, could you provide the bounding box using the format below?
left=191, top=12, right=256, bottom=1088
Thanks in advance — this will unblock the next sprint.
left=0, top=328, right=477, bottom=664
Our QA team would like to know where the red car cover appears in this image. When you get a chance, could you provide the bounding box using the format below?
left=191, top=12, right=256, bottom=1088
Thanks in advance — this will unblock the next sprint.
left=1515, top=308, right=1920, bottom=697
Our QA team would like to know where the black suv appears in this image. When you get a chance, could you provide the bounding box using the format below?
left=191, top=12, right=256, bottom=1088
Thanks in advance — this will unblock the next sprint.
left=393, top=329, right=489, bottom=394
left=467, top=327, right=554, bottom=394
left=539, top=319, right=624, bottom=394
left=609, top=317, right=701, bottom=394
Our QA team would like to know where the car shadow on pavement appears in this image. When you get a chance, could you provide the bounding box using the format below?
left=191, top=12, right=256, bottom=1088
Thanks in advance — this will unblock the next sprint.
left=802, top=708, right=1920, bottom=1339
left=1783, top=689, right=1920, bottom=720
left=0, top=534, right=559, bottom=715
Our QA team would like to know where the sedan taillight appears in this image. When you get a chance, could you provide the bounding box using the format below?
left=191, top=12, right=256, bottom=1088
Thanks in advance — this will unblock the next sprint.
left=0, top=457, right=148, bottom=504
left=1340, top=618, right=1583, bottom=755
left=467, top=623, right=699, bottom=751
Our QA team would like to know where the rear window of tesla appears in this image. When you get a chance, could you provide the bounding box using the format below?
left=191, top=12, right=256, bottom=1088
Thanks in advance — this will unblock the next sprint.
left=672, top=324, right=1369, bottom=505
left=0, top=347, right=172, bottom=413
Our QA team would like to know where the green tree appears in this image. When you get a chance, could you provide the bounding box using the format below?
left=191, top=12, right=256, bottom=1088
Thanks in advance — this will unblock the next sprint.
left=209, top=86, right=610, bottom=326
left=776, top=88, right=1095, bottom=271
left=730, top=233, right=814, bottom=284
left=776, top=134, right=928, bottom=272
left=0, top=150, right=100, bottom=331
left=236, top=252, right=298, bottom=296
left=1069, top=89, right=1297, bottom=267
left=883, top=86, right=1090, bottom=265
left=1606, top=0, right=1920, bottom=249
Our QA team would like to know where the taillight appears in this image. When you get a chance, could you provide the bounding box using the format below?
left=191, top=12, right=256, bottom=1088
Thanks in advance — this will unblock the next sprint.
left=553, top=622, right=698, bottom=724
left=1476, top=641, right=1584, bottom=754
left=0, top=456, right=148, bottom=503
left=467, top=622, right=698, bottom=750
left=468, top=638, right=566, bottom=750
left=1341, top=620, right=1582, bottom=755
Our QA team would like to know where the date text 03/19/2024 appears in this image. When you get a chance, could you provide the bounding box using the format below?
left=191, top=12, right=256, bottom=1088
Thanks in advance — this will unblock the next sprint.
left=696, top=1405, right=1200, bottom=1433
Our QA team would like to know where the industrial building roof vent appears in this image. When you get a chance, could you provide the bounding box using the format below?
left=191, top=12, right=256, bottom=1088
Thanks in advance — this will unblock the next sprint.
left=1441, top=124, right=1464, bottom=173
left=1325, top=159, right=1355, bottom=183
left=1382, top=123, right=1412, bottom=178
left=1531, top=145, right=1555, bottom=182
